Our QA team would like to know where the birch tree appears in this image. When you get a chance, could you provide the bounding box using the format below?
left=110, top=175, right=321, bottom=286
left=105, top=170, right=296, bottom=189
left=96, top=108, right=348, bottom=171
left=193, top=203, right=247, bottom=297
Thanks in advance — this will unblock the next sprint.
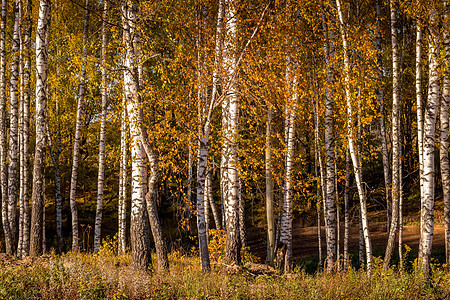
left=69, top=0, right=89, bottom=252
left=8, top=0, right=21, bottom=251
left=442, top=0, right=450, bottom=265
left=0, top=0, right=13, bottom=255
left=223, top=0, right=241, bottom=266
left=94, top=0, right=108, bottom=254
left=118, top=94, right=127, bottom=256
left=122, top=0, right=151, bottom=270
left=383, top=0, right=401, bottom=271
left=30, top=0, right=49, bottom=257
left=420, top=8, right=440, bottom=277
left=18, top=0, right=32, bottom=257
left=321, top=1, right=336, bottom=270
left=196, top=0, right=224, bottom=271
left=335, top=0, right=373, bottom=273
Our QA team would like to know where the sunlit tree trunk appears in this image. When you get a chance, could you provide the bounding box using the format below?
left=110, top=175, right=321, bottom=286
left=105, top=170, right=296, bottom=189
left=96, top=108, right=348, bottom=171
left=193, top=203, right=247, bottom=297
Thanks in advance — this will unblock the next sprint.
left=223, top=0, right=241, bottom=266
left=442, top=0, right=450, bottom=265
left=118, top=94, right=127, bottom=256
left=321, top=3, right=336, bottom=271
left=420, top=9, right=440, bottom=277
left=416, top=0, right=425, bottom=261
left=343, top=146, right=350, bottom=270
left=336, top=0, right=372, bottom=274
left=30, top=0, right=49, bottom=257
left=69, top=0, right=89, bottom=252
left=122, top=0, right=151, bottom=270
left=383, top=0, right=401, bottom=271
left=94, top=0, right=108, bottom=254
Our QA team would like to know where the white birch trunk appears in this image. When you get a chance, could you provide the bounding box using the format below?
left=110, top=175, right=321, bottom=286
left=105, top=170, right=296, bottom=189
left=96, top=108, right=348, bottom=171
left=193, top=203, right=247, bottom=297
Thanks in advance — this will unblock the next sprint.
left=8, top=0, right=21, bottom=252
left=94, top=0, right=108, bottom=253
left=195, top=0, right=225, bottom=271
left=336, top=0, right=373, bottom=273
left=416, top=0, right=424, bottom=260
left=223, top=0, right=241, bottom=266
left=30, top=0, right=49, bottom=257
left=0, top=0, right=12, bottom=256
left=420, top=10, right=439, bottom=276
left=21, top=0, right=32, bottom=256
left=343, top=146, right=350, bottom=270
left=383, top=0, right=401, bottom=271
left=442, top=0, right=450, bottom=265
left=118, top=94, right=127, bottom=256
left=123, top=0, right=152, bottom=270
left=69, top=0, right=89, bottom=252
left=321, top=4, right=336, bottom=271
left=280, top=49, right=297, bottom=272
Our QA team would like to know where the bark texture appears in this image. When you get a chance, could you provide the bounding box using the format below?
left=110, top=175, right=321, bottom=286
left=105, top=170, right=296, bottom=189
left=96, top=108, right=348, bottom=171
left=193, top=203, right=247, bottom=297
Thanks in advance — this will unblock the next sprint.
left=30, top=0, right=49, bottom=257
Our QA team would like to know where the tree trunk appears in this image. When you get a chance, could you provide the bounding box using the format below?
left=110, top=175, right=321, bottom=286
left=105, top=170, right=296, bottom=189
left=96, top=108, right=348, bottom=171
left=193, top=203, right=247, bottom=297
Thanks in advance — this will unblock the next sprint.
left=0, top=0, right=12, bottom=256
left=442, top=0, right=450, bottom=265
left=383, top=0, right=401, bottom=271
left=8, top=0, right=21, bottom=253
left=335, top=146, right=340, bottom=268
left=30, top=0, right=49, bottom=257
left=123, top=0, right=151, bottom=271
left=69, top=0, right=89, bottom=252
left=321, top=3, right=336, bottom=271
left=209, top=169, right=221, bottom=230
left=18, top=0, right=31, bottom=258
left=343, top=146, right=350, bottom=270
left=376, top=0, right=392, bottom=232
left=223, top=0, right=241, bottom=266
left=21, top=0, right=32, bottom=256
left=266, top=106, right=275, bottom=265
left=420, top=9, right=440, bottom=277
left=416, top=0, right=424, bottom=261
left=118, top=93, right=127, bottom=256
left=195, top=0, right=225, bottom=272
left=94, top=0, right=108, bottom=253
left=336, top=0, right=373, bottom=274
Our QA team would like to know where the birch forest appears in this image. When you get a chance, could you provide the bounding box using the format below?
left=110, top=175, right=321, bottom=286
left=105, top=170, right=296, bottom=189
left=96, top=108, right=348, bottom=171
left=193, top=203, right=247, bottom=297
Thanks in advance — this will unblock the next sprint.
left=2, top=0, right=450, bottom=298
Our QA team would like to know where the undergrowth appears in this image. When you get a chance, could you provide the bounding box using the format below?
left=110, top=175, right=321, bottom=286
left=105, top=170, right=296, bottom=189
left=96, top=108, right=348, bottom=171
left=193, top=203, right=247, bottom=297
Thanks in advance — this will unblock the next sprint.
left=0, top=235, right=449, bottom=299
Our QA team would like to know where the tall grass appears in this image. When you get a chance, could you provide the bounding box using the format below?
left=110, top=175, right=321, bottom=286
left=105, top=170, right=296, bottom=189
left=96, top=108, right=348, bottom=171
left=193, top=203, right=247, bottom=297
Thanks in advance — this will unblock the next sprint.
left=0, top=237, right=449, bottom=299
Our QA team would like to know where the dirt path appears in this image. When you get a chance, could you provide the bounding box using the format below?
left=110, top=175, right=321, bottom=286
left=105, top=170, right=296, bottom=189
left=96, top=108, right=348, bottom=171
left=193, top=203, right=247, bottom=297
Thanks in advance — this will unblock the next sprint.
left=248, top=222, right=445, bottom=261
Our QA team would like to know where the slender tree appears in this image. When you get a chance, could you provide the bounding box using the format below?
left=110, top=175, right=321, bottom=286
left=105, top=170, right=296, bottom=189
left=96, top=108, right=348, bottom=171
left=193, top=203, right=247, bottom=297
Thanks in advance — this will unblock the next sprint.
left=30, top=0, right=49, bottom=257
left=383, top=0, right=401, bottom=271
left=321, top=0, right=336, bottom=270
left=94, top=0, right=108, bottom=253
left=420, top=8, right=440, bottom=277
left=336, top=0, right=373, bottom=273
left=68, top=0, right=89, bottom=252
left=442, top=0, right=450, bottom=265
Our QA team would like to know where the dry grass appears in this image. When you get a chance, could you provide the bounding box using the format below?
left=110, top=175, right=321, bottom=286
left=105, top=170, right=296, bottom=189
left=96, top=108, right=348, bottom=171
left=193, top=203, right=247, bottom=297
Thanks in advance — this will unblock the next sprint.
left=0, top=238, right=449, bottom=299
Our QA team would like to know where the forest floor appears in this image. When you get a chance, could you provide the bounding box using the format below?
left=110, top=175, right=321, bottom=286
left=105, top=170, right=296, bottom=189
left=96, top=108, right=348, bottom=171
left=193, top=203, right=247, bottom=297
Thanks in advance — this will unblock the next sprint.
left=247, top=205, right=446, bottom=265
